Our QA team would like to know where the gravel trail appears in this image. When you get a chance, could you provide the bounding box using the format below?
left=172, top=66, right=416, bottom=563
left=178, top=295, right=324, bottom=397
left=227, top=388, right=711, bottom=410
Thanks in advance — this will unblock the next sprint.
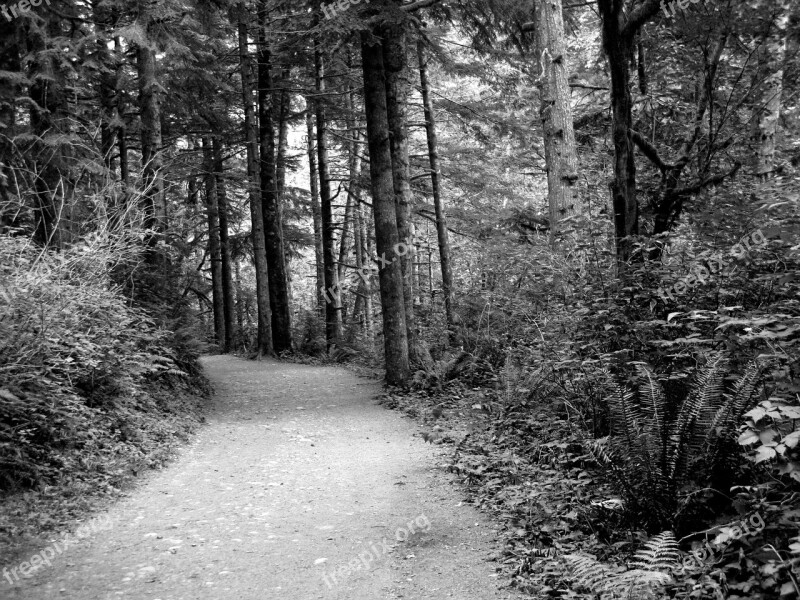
left=3, top=356, right=522, bottom=600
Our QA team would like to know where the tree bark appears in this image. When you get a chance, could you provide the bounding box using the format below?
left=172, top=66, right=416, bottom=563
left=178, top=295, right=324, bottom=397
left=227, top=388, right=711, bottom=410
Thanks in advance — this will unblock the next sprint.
left=533, top=0, right=580, bottom=238
left=601, top=16, right=637, bottom=261
left=383, top=20, right=418, bottom=363
left=92, top=0, right=119, bottom=173
left=258, top=8, right=292, bottom=353
left=597, top=0, right=662, bottom=263
left=752, top=13, right=788, bottom=181
left=203, top=137, right=226, bottom=347
left=355, top=198, right=374, bottom=341
left=417, top=40, right=454, bottom=335
left=136, top=0, right=164, bottom=239
left=28, top=14, right=66, bottom=249
left=213, top=136, right=237, bottom=352
left=361, top=30, right=410, bottom=386
left=276, top=68, right=291, bottom=202
left=306, top=108, right=326, bottom=316
left=236, top=2, right=273, bottom=356
left=314, top=41, right=344, bottom=345
left=116, top=36, right=129, bottom=189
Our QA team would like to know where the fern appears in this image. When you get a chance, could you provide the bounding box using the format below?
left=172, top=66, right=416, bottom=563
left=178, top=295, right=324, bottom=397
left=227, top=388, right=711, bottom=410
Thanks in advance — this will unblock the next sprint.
left=598, top=354, right=762, bottom=530
left=566, top=532, right=678, bottom=599
left=565, top=553, right=617, bottom=594
left=630, top=531, right=680, bottom=571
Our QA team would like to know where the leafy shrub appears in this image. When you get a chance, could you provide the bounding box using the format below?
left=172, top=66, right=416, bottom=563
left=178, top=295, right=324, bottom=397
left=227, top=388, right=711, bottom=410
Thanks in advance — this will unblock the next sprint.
left=0, top=233, right=206, bottom=494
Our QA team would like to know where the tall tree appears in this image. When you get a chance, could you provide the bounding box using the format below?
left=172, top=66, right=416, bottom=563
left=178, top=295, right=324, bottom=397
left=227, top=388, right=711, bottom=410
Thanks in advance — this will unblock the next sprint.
left=136, top=0, right=165, bottom=239
left=213, top=137, right=238, bottom=352
left=203, top=137, right=226, bottom=346
left=314, top=40, right=344, bottom=345
left=361, top=27, right=410, bottom=385
left=531, top=0, right=580, bottom=237
left=258, top=5, right=292, bottom=353
left=236, top=1, right=273, bottom=356
left=596, top=0, right=661, bottom=262
left=92, top=0, right=120, bottom=174
left=383, top=18, right=419, bottom=363
left=306, top=108, right=326, bottom=315
left=752, top=10, right=789, bottom=181
left=28, top=14, right=68, bottom=248
left=417, top=39, right=454, bottom=336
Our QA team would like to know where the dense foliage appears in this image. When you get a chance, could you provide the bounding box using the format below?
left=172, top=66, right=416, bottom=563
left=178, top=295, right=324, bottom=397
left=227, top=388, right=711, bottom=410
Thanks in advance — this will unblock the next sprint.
left=1, top=0, right=798, bottom=597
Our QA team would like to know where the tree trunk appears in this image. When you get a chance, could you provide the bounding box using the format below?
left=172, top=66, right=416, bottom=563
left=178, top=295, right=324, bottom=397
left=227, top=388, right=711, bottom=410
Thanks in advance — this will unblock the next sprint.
left=357, top=199, right=373, bottom=341
left=92, top=0, right=119, bottom=173
left=752, top=13, right=788, bottom=181
left=276, top=68, right=291, bottom=202
left=235, top=259, right=245, bottom=345
left=203, top=137, right=226, bottom=347
left=213, top=136, right=237, bottom=352
left=28, top=14, right=66, bottom=249
left=337, top=192, right=356, bottom=285
left=257, top=10, right=292, bottom=353
left=116, top=36, right=129, bottom=189
left=383, top=21, right=418, bottom=363
left=236, top=2, right=273, bottom=356
left=602, top=21, right=637, bottom=261
left=597, top=0, right=664, bottom=263
left=361, top=30, right=410, bottom=386
left=338, top=86, right=362, bottom=288
left=306, top=108, right=326, bottom=316
left=417, top=40, right=454, bottom=334
left=314, top=41, right=344, bottom=345
left=533, top=0, right=580, bottom=238
left=136, top=0, right=164, bottom=239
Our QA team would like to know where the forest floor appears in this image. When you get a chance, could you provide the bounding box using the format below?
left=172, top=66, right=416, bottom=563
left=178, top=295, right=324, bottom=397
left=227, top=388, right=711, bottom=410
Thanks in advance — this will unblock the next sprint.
left=2, top=355, right=523, bottom=600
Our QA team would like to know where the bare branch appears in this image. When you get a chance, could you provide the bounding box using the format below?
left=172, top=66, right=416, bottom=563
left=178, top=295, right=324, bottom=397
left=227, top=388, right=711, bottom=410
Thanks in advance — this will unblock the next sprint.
left=631, top=130, right=673, bottom=172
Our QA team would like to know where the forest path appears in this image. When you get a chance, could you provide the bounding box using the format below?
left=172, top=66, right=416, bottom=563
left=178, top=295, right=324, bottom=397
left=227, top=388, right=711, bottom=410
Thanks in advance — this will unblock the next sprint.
left=5, top=355, right=522, bottom=600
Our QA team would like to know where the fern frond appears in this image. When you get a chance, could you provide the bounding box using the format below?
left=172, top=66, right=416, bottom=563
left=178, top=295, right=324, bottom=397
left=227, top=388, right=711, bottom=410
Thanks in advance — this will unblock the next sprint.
left=609, top=569, right=672, bottom=598
left=634, top=363, right=666, bottom=442
left=705, top=360, right=763, bottom=468
left=667, top=353, right=727, bottom=482
left=630, top=531, right=680, bottom=571
left=565, top=553, right=616, bottom=594
left=709, top=360, right=762, bottom=436
left=607, top=378, right=643, bottom=450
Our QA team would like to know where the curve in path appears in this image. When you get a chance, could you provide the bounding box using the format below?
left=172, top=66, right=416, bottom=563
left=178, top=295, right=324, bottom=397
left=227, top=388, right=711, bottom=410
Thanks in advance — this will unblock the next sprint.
left=4, top=356, right=522, bottom=600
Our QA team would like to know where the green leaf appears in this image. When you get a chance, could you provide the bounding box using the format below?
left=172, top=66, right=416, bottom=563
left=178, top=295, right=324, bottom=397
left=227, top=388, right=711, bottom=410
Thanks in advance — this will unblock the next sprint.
left=754, top=446, right=777, bottom=463
left=738, top=430, right=759, bottom=445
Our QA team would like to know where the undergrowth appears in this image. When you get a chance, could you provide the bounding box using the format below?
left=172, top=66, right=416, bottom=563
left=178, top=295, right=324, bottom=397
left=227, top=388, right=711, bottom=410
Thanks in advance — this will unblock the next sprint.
left=0, top=233, right=210, bottom=562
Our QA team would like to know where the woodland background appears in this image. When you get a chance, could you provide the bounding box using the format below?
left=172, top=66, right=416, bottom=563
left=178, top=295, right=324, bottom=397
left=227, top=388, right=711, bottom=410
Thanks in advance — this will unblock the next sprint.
left=0, top=0, right=799, bottom=598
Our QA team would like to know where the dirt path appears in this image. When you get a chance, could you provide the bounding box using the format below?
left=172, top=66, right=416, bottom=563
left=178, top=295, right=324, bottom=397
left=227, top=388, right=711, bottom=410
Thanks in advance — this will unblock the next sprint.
left=4, top=356, right=523, bottom=600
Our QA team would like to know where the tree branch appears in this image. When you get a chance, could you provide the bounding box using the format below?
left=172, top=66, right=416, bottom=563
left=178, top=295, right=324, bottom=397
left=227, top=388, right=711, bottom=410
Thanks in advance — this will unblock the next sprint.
left=401, top=0, right=441, bottom=12
left=672, top=162, right=742, bottom=197
left=631, top=130, right=673, bottom=172
left=622, top=0, right=662, bottom=38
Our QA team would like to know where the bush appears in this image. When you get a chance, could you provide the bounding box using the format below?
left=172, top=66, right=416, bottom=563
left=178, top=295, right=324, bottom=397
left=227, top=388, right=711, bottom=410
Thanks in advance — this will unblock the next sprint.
left=0, top=233, right=206, bottom=494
